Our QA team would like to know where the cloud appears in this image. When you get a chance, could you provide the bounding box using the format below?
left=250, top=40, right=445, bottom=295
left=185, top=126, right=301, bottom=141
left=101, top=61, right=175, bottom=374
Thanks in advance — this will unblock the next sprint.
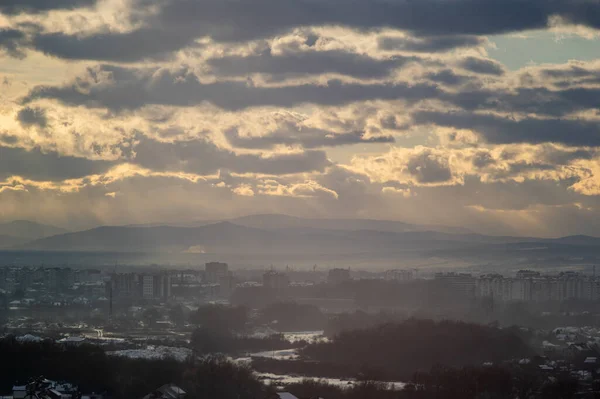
left=23, top=0, right=600, bottom=63
left=31, top=28, right=194, bottom=62
left=537, top=146, right=597, bottom=164
left=405, top=150, right=453, bottom=183
left=206, top=50, right=419, bottom=80
left=413, top=111, right=600, bottom=147
left=0, top=145, right=114, bottom=181
left=517, top=62, right=600, bottom=89
left=131, top=135, right=331, bottom=175
left=10, top=0, right=600, bottom=238
left=0, top=29, right=27, bottom=59
left=427, top=176, right=583, bottom=213
left=0, top=0, right=96, bottom=14
left=378, top=35, right=486, bottom=52
left=224, top=126, right=394, bottom=149
left=472, top=151, right=495, bottom=168
left=16, top=106, right=48, bottom=128
left=541, top=64, right=595, bottom=79
left=443, top=83, right=600, bottom=118
left=458, top=56, right=505, bottom=76
left=425, top=69, right=472, bottom=86
left=349, top=147, right=461, bottom=186
left=232, top=184, right=255, bottom=197
left=28, top=60, right=600, bottom=122
left=256, top=179, right=339, bottom=199
left=24, top=64, right=441, bottom=111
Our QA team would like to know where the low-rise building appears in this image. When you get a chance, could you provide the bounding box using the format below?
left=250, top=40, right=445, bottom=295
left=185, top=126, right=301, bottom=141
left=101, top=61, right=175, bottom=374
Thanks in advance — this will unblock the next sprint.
left=142, top=384, right=186, bottom=399
left=327, top=268, right=351, bottom=284
left=205, top=262, right=228, bottom=284
left=435, top=272, right=476, bottom=297
left=263, top=271, right=289, bottom=291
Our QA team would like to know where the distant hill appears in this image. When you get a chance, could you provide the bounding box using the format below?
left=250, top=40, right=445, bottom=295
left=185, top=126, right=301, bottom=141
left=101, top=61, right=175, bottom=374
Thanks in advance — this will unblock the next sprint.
left=550, top=235, right=600, bottom=246
left=0, top=220, right=69, bottom=248
left=19, top=221, right=481, bottom=253
left=16, top=219, right=585, bottom=255
left=229, top=214, right=474, bottom=234
left=14, top=216, right=600, bottom=269
left=0, top=234, right=29, bottom=249
left=0, top=220, right=69, bottom=240
left=126, top=214, right=474, bottom=234
left=20, top=222, right=280, bottom=253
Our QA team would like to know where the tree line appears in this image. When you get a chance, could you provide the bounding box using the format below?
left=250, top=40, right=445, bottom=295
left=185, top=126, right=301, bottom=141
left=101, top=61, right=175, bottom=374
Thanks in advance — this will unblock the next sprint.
left=300, top=319, right=535, bottom=379
left=0, top=337, right=272, bottom=399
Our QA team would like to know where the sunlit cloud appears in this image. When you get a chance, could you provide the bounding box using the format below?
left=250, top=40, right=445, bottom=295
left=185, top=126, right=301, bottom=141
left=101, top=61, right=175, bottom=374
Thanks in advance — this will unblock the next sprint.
left=5, top=0, right=600, bottom=235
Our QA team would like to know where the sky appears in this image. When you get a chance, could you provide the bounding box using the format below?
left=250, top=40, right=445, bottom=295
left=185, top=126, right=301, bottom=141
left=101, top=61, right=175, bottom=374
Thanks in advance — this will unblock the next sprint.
left=3, top=1, right=600, bottom=237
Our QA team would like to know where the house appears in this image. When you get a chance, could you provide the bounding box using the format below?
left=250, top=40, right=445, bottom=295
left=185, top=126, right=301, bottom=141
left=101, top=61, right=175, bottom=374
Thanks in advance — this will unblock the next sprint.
left=12, top=386, right=26, bottom=399
left=12, top=377, right=82, bottom=399
left=274, top=393, right=324, bottom=399
left=58, top=336, right=86, bottom=347
left=142, top=384, right=186, bottom=399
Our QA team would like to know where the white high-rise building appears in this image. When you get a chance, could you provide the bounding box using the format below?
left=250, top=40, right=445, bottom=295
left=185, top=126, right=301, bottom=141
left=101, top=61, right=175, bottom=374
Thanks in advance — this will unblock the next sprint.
left=142, top=275, right=154, bottom=299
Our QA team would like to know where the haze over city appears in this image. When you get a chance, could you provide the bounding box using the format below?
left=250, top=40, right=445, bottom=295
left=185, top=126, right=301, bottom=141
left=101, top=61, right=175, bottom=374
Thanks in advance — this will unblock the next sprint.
left=6, top=1, right=600, bottom=399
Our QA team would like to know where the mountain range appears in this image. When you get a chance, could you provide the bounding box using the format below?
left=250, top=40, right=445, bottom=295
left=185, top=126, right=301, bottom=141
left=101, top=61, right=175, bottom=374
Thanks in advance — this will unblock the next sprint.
left=7, top=215, right=600, bottom=267
left=0, top=220, right=69, bottom=248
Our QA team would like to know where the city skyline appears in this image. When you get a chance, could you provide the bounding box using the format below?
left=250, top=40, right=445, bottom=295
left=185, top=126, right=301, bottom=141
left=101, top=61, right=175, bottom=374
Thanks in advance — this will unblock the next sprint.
left=6, top=2, right=600, bottom=398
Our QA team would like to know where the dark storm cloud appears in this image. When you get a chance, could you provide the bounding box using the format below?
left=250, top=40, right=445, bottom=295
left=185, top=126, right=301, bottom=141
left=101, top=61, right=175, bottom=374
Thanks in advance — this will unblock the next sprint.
left=378, top=35, right=485, bottom=52
left=504, top=161, right=558, bottom=175
left=443, top=86, right=600, bottom=117
left=425, top=69, right=472, bottom=86
left=0, top=29, right=27, bottom=59
left=422, top=175, right=582, bottom=212
left=0, top=134, right=19, bottom=145
left=458, top=57, right=505, bottom=76
left=478, top=160, right=564, bottom=183
left=16, top=107, right=48, bottom=128
left=0, top=0, right=96, bottom=14
left=24, top=65, right=441, bottom=111
left=532, top=65, right=600, bottom=88
left=413, top=111, right=600, bottom=147
left=536, top=146, right=597, bottom=164
left=206, top=50, right=419, bottom=80
left=154, top=0, right=600, bottom=39
left=32, top=28, right=194, bottom=62
left=224, top=127, right=394, bottom=149
left=131, top=136, right=331, bottom=175
left=0, top=145, right=114, bottom=180
left=405, top=151, right=453, bottom=183
left=540, top=65, right=594, bottom=79
left=472, top=151, right=495, bottom=168
left=26, top=0, right=600, bottom=62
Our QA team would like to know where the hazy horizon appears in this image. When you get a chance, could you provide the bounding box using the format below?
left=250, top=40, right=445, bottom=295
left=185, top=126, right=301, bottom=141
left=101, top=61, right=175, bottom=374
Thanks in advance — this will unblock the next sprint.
left=4, top=1, right=600, bottom=238
left=5, top=212, right=600, bottom=239
left=6, top=3, right=600, bottom=398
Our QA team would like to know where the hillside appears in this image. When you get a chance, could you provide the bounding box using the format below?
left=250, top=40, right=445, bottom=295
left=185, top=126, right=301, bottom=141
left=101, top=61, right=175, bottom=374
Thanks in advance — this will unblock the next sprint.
left=0, top=234, right=29, bottom=249
left=20, top=220, right=498, bottom=254
left=13, top=216, right=600, bottom=272
left=288, top=319, right=534, bottom=379
left=0, top=220, right=68, bottom=240
left=0, top=220, right=68, bottom=249
left=229, top=214, right=474, bottom=234
left=20, top=222, right=277, bottom=253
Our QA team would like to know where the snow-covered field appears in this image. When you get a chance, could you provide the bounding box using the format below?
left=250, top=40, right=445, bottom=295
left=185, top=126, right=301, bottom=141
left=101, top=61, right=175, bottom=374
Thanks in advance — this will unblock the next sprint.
left=15, top=334, right=43, bottom=342
left=256, top=372, right=405, bottom=390
left=106, top=345, right=192, bottom=361
left=250, top=349, right=299, bottom=360
left=282, top=331, right=326, bottom=343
